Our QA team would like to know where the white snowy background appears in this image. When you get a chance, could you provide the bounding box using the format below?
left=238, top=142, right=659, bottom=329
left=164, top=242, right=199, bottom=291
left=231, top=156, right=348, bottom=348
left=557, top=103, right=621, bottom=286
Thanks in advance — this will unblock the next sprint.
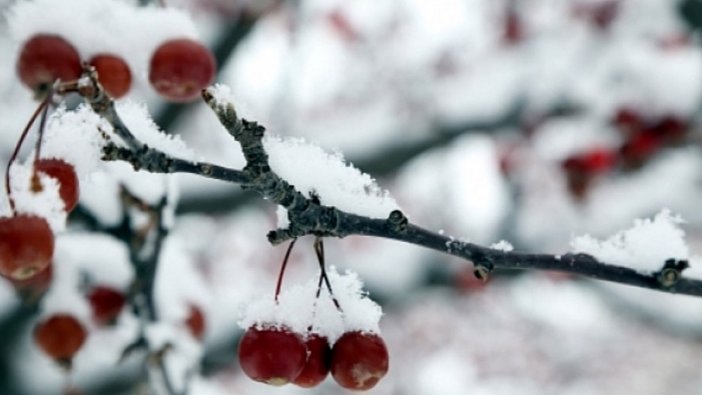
left=1, top=0, right=702, bottom=394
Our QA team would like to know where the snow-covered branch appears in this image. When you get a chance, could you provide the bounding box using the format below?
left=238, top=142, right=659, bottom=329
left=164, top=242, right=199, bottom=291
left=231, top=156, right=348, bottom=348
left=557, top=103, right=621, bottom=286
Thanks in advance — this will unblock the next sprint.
left=66, top=74, right=702, bottom=298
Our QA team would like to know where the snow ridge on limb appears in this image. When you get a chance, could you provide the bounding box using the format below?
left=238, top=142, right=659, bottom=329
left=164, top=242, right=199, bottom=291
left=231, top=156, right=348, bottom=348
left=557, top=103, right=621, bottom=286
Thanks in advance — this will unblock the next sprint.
left=63, top=77, right=702, bottom=298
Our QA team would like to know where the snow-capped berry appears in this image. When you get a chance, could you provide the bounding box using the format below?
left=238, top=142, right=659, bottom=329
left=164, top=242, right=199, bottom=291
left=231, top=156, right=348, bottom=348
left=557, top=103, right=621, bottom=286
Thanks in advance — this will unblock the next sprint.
left=331, top=331, right=389, bottom=391
left=16, top=34, right=82, bottom=96
left=293, top=334, right=331, bottom=388
left=148, top=38, right=216, bottom=102
left=238, top=325, right=307, bottom=386
left=0, top=215, right=54, bottom=280
left=35, top=159, right=79, bottom=213
left=34, top=314, right=87, bottom=361
left=88, top=54, right=132, bottom=99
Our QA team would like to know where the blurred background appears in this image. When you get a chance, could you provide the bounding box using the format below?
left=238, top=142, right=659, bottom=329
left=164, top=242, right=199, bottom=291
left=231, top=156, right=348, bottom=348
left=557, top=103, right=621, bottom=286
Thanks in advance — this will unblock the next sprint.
left=2, top=0, right=702, bottom=394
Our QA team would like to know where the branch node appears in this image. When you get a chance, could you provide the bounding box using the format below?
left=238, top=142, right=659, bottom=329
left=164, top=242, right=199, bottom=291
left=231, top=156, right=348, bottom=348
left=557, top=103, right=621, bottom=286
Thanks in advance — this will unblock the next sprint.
left=655, top=258, right=689, bottom=288
left=387, top=209, right=408, bottom=233
left=199, top=164, right=213, bottom=176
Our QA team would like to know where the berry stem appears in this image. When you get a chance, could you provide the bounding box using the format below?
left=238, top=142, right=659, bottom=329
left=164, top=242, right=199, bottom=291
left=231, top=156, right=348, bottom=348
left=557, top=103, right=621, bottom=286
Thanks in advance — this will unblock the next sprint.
left=313, top=238, right=342, bottom=312
left=30, top=90, right=52, bottom=193
left=274, top=238, right=297, bottom=303
left=6, top=92, right=52, bottom=214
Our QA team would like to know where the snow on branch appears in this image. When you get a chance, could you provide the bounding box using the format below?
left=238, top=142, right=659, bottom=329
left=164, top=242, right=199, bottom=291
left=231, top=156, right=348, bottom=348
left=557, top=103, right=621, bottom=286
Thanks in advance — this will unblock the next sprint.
left=571, top=209, right=689, bottom=274
left=61, top=73, right=702, bottom=298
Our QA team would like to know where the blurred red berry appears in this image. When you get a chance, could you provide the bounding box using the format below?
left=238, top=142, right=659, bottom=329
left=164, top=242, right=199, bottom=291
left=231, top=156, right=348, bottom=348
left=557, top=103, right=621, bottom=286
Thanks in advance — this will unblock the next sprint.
left=16, top=34, right=82, bottom=96
left=89, top=54, right=132, bottom=99
left=503, top=9, right=524, bottom=45
left=185, top=304, right=206, bottom=341
left=35, top=159, right=79, bottom=213
left=613, top=107, right=645, bottom=135
left=0, top=215, right=54, bottom=280
left=88, top=286, right=125, bottom=325
left=34, top=314, right=87, bottom=361
left=149, top=38, right=216, bottom=102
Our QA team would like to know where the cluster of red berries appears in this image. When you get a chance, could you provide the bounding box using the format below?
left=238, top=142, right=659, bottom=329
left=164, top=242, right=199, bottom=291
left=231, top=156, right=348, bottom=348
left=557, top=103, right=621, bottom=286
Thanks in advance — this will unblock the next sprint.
left=239, top=325, right=389, bottom=390
left=30, top=286, right=125, bottom=365
left=33, top=290, right=206, bottom=364
left=560, top=107, right=689, bottom=199
left=16, top=33, right=215, bottom=102
left=0, top=159, right=79, bottom=284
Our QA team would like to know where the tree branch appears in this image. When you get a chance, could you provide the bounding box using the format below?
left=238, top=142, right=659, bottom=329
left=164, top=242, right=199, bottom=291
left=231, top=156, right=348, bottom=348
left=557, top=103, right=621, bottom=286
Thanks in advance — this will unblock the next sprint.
left=68, top=79, right=702, bottom=299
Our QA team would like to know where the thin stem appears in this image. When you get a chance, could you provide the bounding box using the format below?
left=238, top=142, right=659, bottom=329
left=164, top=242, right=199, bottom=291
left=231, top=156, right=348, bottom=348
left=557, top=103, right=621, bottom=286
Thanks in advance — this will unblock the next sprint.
left=33, top=87, right=52, bottom=163
left=314, top=238, right=342, bottom=311
left=274, top=239, right=297, bottom=303
left=30, top=92, right=52, bottom=192
left=6, top=94, right=52, bottom=214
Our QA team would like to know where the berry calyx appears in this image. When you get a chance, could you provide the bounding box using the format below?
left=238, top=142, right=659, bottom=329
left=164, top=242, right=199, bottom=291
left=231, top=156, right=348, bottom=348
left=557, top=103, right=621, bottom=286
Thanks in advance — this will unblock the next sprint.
left=148, top=38, right=216, bottom=102
left=34, top=314, right=87, bottom=362
left=331, top=331, right=389, bottom=391
left=238, top=325, right=307, bottom=386
left=88, top=54, right=132, bottom=99
left=185, top=304, right=206, bottom=341
left=35, top=159, right=79, bottom=213
left=88, top=286, right=125, bottom=325
left=293, top=334, right=331, bottom=388
left=16, top=35, right=82, bottom=97
left=0, top=215, right=54, bottom=280
left=8, top=262, right=53, bottom=300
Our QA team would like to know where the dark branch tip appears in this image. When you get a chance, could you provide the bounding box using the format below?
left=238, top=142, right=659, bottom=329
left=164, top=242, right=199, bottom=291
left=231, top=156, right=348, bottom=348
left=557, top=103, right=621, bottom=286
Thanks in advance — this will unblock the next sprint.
left=201, top=88, right=214, bottom=103
left=473, top=264, right=491, bottom=282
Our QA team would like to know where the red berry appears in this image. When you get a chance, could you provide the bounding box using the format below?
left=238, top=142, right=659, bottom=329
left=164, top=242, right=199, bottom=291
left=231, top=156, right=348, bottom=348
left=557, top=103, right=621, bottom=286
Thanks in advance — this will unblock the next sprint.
left=572, top=1, right=619, bottom=31
left=613, top=107, right=645, bottom=135
left=619, top=132, right=660, bottom=168
left=650, top=116, right=687, bottom=143
left=503, top=9, right=524, bottom=45
left=561, top=148, right=616, bottom=198
left=88, top=54, right=132, bottom=99
left=293, top=334, right=331, bottom=388
left=185, top=304, right=206, bottom=341
left=591, top=1, right=619, bottom=30
left=16, top=34, right=82, bottom=95
left=88, top=286, right=125, bottom=325
left=331, top=331, right=389, bottom=391
left=238, top=326, right=307, bottom=386
left=34, top=314, right=87, bottom=361
left=561, top=149, right=614, bottom=175
left=35, top=159, right=79, bottom=213
left=327, top=10, right=359, bottom=43
left=148, top=38, right=216, bottom=102
left=0, top=215, right=54, bottom=280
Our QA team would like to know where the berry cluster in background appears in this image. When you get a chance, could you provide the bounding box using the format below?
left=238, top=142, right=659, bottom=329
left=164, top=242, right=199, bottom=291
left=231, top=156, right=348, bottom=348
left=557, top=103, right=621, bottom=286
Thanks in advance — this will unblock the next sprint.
left=11, top=0, right=216, bottom=102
